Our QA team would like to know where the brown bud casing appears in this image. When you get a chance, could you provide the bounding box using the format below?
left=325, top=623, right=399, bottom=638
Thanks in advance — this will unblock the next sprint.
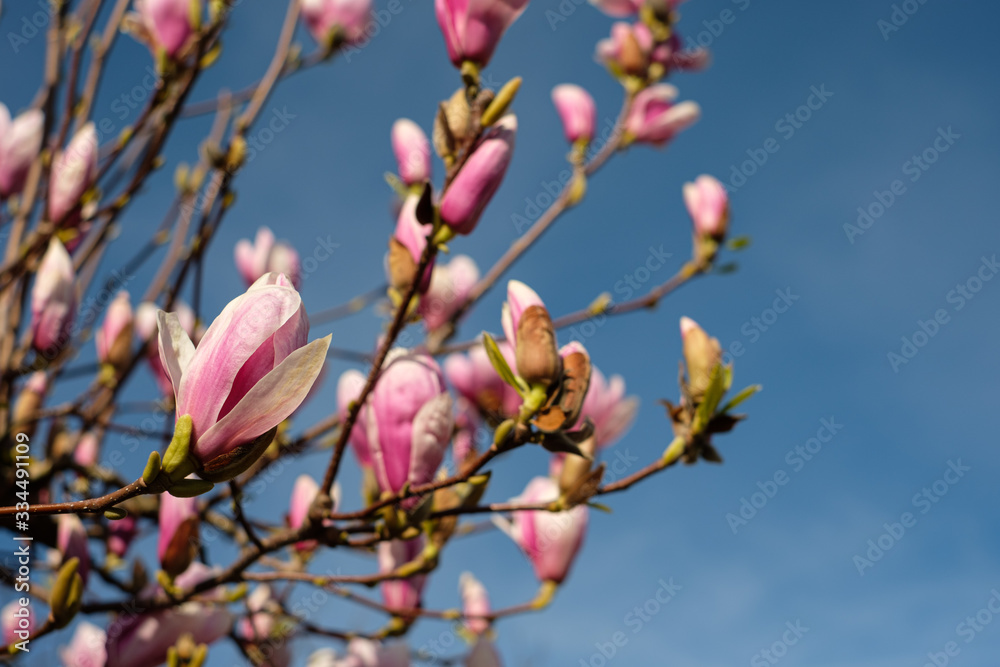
left=515, top=305, right=562, bottom=387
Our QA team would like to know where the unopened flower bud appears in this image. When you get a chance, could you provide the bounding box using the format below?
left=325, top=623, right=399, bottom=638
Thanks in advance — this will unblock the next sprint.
left=515, top=305, right=561, bottom=387
left=435, top=0, right=529, bottom=68
left=97, top=291, right=134, bottom=370
left=31, top=238, right=76, bottom=354
left=392, top=119, right=432, bottom=186
left=0, top=105, right=44, bottom=198
left=48, top=122, right=97, bottom=223
left=460, top=572, right=491, bottom=635
left=158, top=493, right=199, bottom=577
left=684, top=174, right=729, bottom=241
left=680, top=316, right=722, bottom=400
left=551, top=84, right=597, bottom=144
left=302, top=0, right=374, bottom=46
left=623, top=84, right=700, bottom=147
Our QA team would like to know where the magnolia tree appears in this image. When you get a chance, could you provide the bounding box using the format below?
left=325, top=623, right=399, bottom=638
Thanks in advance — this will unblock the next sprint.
left=0, top=0, right=759, bottom=665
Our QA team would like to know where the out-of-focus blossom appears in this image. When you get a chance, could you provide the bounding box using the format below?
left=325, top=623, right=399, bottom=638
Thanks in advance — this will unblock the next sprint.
left=0, top=104, right=43, bottom=198
left=684, top=174, right=729, bottom=240
left=460, top=572, right=491, bottom=635
left=157, top=493, right=199, bottom=577
left=105, top=563, right=233, bottom=667
left=388, top=194, right=435, bottom=293
left=623, top=84, right=700, bottom=147
left=48, top=122, right=97, bottom=223
left=239, top=585, right=293, bottom=667
left=302, top=0, right=373, bottom=46
left=73, top=432, right=100, bottom=468
left=234, top=227, right=302, bottom=290
left=435, top=0, right=529, bottom=67
left=419, top=254, right=479, bottom=331
left=366, top=350, right=453, bottom=497
left=2, top=600, right=33, bottom=647
left=288, top=473, right=340, bottom=552
left=579, top=367, right=638, bottom=448
left=392, top=119, right=432, bottom=186
left=60, top=621, right=107, bottom=667
left=452, top=396, right=483, bottom=465
left=439, top=115, right=517, bottom=235
left=57, top=514, right=90, bottom=585
left=156, top=273, right=330, bottom=482
left=307, top=638, right=411, bottom=667
left=337, top=369, right=373, bottom=467
left=496, top=476, right=587, bottom=583
left=465, top=637, right=502, bottom=667
left=134, top=0, right=197, bottom=58
left=31, top=238, right=76, bottom=354
left=378, top=538, right=426, bottom=613
left=551, top=84, right=596, bottom=144
left=96, top=291, right=134, bottom=369
left=444, top=343, right=521, bottom=420
left=588, top=0, right=642, bottom=17
left=107, top=515, right=138, bottom=559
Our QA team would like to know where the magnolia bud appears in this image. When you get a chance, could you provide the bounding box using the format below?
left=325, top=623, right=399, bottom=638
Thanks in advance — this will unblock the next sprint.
left=515, top=305, right=561, bottom=387
left=0, top=105, right=44, bottom=198
left=96, top=291, right=134, bottom=370
left=551, top=84, right=597, bottom=144
left=392, top=119, right=431, bottom=185
left=684, top=174, right=729, bottom=241
left=679, top=316, right=722, bottom=400
left=158, top=493, right=200, bottom=577
left=48, top=122, right=97, bottom=223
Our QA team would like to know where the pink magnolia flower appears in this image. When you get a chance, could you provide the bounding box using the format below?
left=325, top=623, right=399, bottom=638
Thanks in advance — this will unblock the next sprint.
left=107, top=515, right=138, bottom=558
left=2, top=600, right=33, bottom=647
left=60, top=621, right=107, bottom=667
left=366, top=349, right=453, bottom=496
left=105, top=563, right=233, bottom=667
left=465, top=638, right=502, bottom=667
left=48, top=122, right=97, bottom=223
left=389, top=193, right=435, bottom=292
left=551, top=84, right=596, bottom=144
left=234, top=227, right=302, bottom=290
left=337, top=369, right=373, bottom=467
left=156, top=273, right=331, bottom=482
left=497, top=476, right=587, bottom=583
left=157, top=493, right=199, bottom=577
left=595, top=21, right=657, bottom=76
left=135, top=0, right=196, bottom=58
left=419, top=254, right=479, bottom=331
left=57, top=514, right=90, bottom=584
left=623, top=84, right=700, bottom=147
left=684, top=174, right=729, bottom=239
left=73, top=432, right=100, bottom=468
left=96, top=291, right=134, bottom=367
left=439, top=115, right=516, bottom=235
left=308, top=639, right=411, bottom=667
left=435, top=0, right=529, bottom=67
left=288, top=473, right=340, bottom=552
left=580, top=367, right=638, bottom=448
left=452, top=396, right=483, bottom=465
left=500, top=279, right=544, bottom=350
left=444, top=342, right=521, bottom=419
left=392, top=119, right=431, bottom=186
left=460, top=572, right=491, bottom=635
left=0, top=104, right=43, bottom=198
left=378, top=537, right=426, bottom=612
left=302, top=0, right=373, bottom=46
left=136, top=300, right=195, bottom=397
left=31, top=238, right=76, bottom=354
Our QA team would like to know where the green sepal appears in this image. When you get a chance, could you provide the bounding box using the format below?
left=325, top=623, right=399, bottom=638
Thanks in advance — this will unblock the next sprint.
left=168, top=478, right=215, bottom=498
left=482, top=332, right=525, bottom=396
left=719, top=384, right=762, bottom=414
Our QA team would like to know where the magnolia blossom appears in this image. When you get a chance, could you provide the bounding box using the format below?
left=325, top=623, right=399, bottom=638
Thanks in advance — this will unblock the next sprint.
left=288, top=474, right=340, bottom=552
left=579, top=367, right=639, bottom=448
left=48, top=122, right=97, bottom=222
left=158, top=493, right=199, bottom=577
left=135, top=0, right=196, bottom=58
left=157, top=273, right=330, bottom=482
left=57, top=513, right=90, bottom=585
left=105, top=563, right=233, bottom=667
left=623, top=84, right=700, bottom=147
left=502, top=280, right=560, bottom=385
left=439, top=115, right=517, bottom=235
left=235, top=227, right=303, bottom=289
left=73, top=432, right=100, bottom=468
left=684, top=174, right=729, bottom=239
left=551, top=84, right=597, bottom=144
left=497, top=476, right=588, bottom=583
left=60, top=621, right=107, bottom=667
left=388, top=193, right=435, bottom=293
left=392, top=119, right=431, bottom=185
left=337, top=369, right=373, bottom=467
left=460, top=572, right=491, bottom=635
left=307, top=639, right=411, bottom=667
left=31, top=238, right=76, bottom=354
left=444, top=343, right=522, bottom=420
left=107, top=515, right=138, bottom=559
left=2, top=600, right=33, bottom=647
left=419, top=254, right=479, bottom=331
left=435, top=0, right=529, bottom=67
left=0, top=104, right=43, bottom=198
left=596, top=22, right=660, bottom=76
left=96, top=291, right=134, bottom=368
left=136, top=300, right=195, bottom=397
left=302, top=0, right=374, bottom=46
left=588, top=0, right=642, bottom=17
left=378, top=538, right=427, bottom=612
left=366, top=349, right=453, bottom=496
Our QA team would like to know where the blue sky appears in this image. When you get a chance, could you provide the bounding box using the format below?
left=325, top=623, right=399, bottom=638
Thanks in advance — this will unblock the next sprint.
left=3, top=0, right=1000, bottom=665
